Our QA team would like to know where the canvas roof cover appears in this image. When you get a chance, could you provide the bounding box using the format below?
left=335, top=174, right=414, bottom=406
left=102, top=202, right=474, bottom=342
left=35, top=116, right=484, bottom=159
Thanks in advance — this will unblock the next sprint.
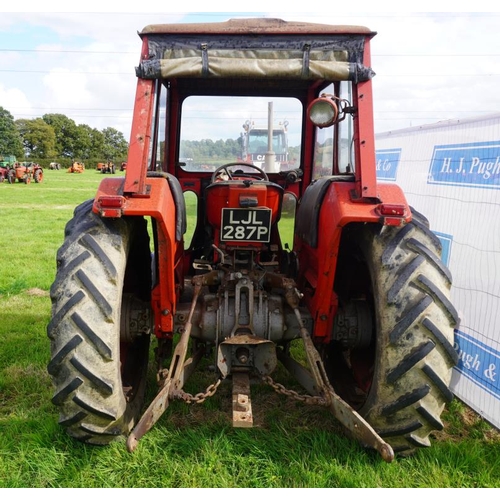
left=136, top=18, right=375, bottom=83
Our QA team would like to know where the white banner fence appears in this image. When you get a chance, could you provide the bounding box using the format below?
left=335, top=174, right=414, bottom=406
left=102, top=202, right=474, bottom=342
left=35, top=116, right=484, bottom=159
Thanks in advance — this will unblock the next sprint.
left=376, top=113, right=500, bottom=430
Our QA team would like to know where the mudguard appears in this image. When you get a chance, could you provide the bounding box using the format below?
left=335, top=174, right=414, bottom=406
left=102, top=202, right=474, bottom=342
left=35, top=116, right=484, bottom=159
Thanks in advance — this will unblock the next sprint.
left=295, top=177, right=411, bottom=341
left=93, top=175, right=185, bottom=337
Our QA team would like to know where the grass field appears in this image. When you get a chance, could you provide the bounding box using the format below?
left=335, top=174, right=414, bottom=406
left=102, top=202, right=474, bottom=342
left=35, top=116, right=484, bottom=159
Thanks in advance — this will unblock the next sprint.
left=1, top=169, right=499, bottom=488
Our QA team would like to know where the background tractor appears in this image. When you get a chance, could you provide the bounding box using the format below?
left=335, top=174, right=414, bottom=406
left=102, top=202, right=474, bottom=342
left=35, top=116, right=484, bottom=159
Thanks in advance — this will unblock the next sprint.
left=97, top=161, right=116, bottom=174
left=47, top=18, right=458, bottom=462
left=14, top=162, right=43, bottom=183
left=0, top=163, right=16, bottom=183
left=240, top=105, right=290, bottom=173
left=67, top=161, right=85, bottom=173
left=0, top=155, right=17, bottom=183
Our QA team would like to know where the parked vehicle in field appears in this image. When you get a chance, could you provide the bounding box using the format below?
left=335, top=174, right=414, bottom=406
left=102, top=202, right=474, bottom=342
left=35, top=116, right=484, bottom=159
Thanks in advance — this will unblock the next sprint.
left=0, top=164, right=16, bottom=183
left=97, top=161, right=116, bottom=174
left=241, top=113, right=290, bottom=173
left=49, top=162, right=61, bottom=170
left=47, top=18, right=458, bottom=462
left=14, top=162, right=43, bottom=183
left=0, top=156, right=17, bottom=183
left=67, top=162, right=85, bottom=173
left=0, top=155, right=16, bottom=164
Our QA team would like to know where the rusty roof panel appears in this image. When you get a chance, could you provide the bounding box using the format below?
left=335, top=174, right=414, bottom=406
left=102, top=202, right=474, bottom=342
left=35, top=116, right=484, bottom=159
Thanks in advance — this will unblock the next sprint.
left=140, top=18, right=376, bottom=38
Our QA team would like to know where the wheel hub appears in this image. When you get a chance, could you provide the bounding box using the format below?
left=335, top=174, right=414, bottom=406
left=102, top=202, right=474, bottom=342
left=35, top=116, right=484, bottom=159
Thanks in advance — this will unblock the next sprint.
left=332, top=300, right=372, bottom=349
left=120, top=293, right=153, bottom=342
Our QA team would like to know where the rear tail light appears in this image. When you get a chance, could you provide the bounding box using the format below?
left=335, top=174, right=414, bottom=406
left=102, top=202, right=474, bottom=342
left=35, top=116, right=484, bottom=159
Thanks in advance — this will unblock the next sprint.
left=378, top=203, right=407, bottom=226
left=97, top=195, right=125, bottom=218
left=379, top=204, right=405, bottom=216
left=98, top=195, right=125, bottom=208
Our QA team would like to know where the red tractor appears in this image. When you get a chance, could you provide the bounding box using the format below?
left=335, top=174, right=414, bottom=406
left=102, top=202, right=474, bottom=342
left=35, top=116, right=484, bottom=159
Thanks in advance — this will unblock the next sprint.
left=47, top=19, right=458, bottom=462
left=0, top=163, right=16, bottom=183
left=14, top=162, right=44, bottom=183
left=97, top=161, right=116, bottom=174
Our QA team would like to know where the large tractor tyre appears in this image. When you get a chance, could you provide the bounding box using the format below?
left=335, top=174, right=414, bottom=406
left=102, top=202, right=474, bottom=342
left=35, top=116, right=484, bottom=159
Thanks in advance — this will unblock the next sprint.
left=34, top=169, right=43, bottom=183
left=47, top=199, right=152, bottom=445
left=326, top=208, right=459, bottom=456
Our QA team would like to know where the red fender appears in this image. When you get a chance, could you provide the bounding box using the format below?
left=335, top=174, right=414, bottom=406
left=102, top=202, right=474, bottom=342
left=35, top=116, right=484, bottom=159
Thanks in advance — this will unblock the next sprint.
left=93, top=176, right=183, bottom=338
left=295, top=179, right=411, bottom=342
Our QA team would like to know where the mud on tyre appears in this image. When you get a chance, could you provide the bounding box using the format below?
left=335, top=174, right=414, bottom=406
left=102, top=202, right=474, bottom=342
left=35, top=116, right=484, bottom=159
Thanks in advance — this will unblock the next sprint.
left=47, top=199, right=152, bottom=444
left=326, top=208, right=459, bottom=456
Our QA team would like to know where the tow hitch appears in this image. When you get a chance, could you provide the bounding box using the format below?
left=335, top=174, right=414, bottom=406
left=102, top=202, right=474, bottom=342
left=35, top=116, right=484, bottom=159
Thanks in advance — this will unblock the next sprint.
left=126, top=273, right=394, bottom=462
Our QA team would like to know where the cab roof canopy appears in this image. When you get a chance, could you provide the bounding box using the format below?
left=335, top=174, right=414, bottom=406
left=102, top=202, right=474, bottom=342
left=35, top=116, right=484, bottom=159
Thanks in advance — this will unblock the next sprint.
left=136, top=18, right=376, bottom=84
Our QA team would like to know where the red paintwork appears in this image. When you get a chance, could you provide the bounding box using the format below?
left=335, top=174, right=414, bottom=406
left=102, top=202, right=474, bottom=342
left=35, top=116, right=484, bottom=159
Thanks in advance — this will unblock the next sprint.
left=94, top=177, right=182, bottom=338
left=92, top=23, right=411, bottom=343
left=295, top=181, right=410, bottom=341
left=206, top=181, right=283, bottom=250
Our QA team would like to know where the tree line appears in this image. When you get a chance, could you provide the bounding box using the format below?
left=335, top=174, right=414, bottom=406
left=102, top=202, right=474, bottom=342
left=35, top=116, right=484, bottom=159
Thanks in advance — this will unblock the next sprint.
left=0, top=105, right=301, bottom=169
left=0, top=106, right=128, bottom=168
left=180, top=138, right=300, bottom=167
left=180, top=138, right=243, bottom=164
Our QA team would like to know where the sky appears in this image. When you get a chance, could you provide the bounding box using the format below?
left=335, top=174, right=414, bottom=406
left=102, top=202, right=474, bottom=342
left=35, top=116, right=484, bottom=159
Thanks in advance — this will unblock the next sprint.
left=1, top=3, right=499, bottom=145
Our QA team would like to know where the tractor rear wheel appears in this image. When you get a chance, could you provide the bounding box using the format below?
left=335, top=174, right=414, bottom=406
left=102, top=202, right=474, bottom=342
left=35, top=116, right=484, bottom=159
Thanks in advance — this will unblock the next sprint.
left=47, top=199, right=152, bottom=444
left=326, top=208, right=458, bottom=456
left=34, top=169, right=43, bottom=183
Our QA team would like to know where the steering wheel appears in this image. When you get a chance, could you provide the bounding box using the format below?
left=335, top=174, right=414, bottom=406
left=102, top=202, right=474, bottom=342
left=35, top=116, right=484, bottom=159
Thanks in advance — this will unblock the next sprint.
left=211, top=162, right=269, bottom=183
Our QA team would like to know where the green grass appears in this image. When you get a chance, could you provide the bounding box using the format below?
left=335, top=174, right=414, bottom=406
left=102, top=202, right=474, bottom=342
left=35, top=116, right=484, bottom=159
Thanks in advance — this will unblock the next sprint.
left=1, top=170, right=499, bottom=488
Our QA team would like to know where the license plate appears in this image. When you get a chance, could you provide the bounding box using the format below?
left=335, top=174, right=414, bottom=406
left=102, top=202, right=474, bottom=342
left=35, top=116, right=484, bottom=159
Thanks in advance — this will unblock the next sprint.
left=221, top=208, right=272, bottom=243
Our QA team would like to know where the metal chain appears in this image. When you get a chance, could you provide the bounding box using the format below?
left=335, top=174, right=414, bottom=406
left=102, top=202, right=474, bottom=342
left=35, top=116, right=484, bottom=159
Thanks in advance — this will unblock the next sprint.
left=156, top=364, right=222, bottom=403
left=171, top=378, right=223, bottom=404
left=262, top=375, right=328, bottom=406
left=157, top=371, right=326, bottom=406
